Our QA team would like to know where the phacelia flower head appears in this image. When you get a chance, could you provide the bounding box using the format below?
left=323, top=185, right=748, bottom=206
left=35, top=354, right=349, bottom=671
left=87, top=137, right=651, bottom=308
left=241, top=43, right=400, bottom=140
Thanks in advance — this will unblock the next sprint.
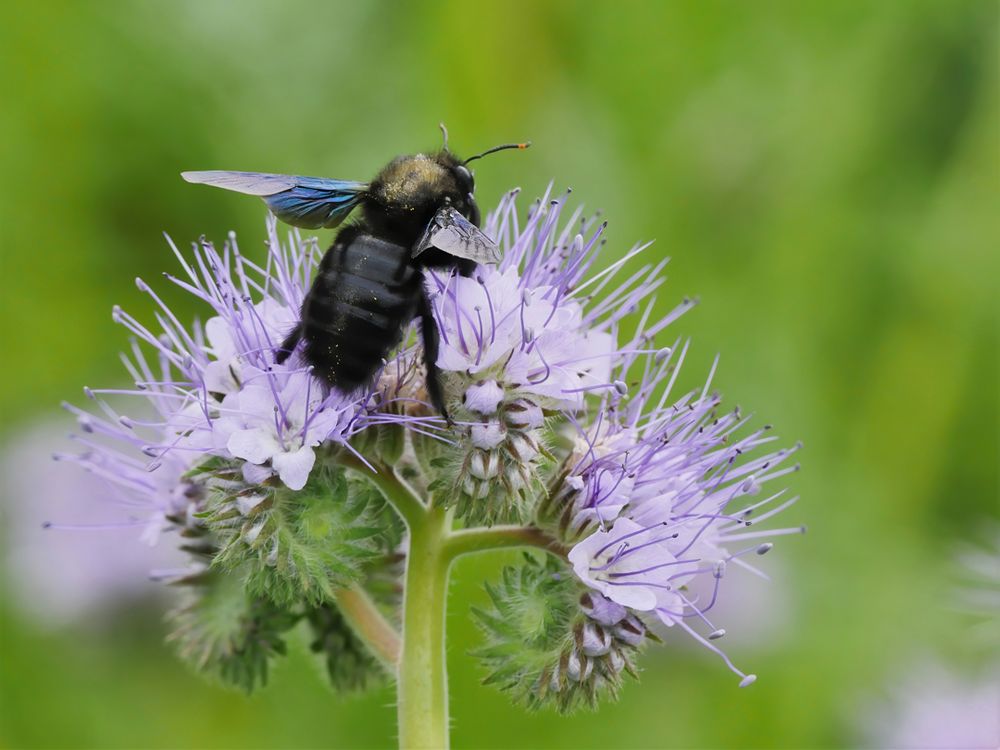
left=59, top=217, right=385, bottom=544
left=540, top=342, right=805, bottom=687
left=57, top=181, right=805, bottom=711
left=424, top=188, right=695, bottom=524
left=415, top=188, right=805, bottom=701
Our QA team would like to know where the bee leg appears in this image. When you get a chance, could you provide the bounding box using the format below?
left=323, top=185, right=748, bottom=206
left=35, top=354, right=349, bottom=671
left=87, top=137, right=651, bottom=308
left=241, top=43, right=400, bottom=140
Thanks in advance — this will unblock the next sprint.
left=274, top=323, right=303, bottom=365
left=417, top=291, right=451, bottom=424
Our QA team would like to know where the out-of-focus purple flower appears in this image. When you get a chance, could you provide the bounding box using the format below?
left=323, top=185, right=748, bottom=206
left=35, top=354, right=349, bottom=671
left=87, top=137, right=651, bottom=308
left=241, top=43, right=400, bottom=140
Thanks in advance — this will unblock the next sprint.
left=4, top=423, right=184, bottom=626
left=554, top=344, right=804, bottom=686
left=860, top=660, right=1000, bottom=749
left=58, top=218, right=377, bottom=536
left=858, top=536, right=1000, bottom=747
left=954, top=527, right=1000, bottom=648
left=853, top=525, right=1000, bottom=750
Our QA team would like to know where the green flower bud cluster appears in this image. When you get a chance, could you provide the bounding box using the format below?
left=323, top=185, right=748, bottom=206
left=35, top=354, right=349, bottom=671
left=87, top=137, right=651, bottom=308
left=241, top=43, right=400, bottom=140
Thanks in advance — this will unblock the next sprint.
left=201, top=463, right=396, bottom=606
left=163, top=455, right=401, bottom=694
left=431, top=374, right=554, bottom=526
left=167, top=570, right=298, bottom=693
left=473, top=554, right=650, bottom=713
left=306, top=603, right=387, bottom=693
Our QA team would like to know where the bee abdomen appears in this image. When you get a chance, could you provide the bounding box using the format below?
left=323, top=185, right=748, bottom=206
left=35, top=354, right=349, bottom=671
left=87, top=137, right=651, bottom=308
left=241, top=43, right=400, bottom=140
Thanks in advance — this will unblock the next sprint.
left=300, top=232, right=422, bottom=391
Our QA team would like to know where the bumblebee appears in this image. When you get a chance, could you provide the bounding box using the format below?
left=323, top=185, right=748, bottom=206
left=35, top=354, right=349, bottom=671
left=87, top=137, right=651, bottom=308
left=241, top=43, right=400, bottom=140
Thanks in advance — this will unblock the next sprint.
left=182, top=128, right=528, bottom=419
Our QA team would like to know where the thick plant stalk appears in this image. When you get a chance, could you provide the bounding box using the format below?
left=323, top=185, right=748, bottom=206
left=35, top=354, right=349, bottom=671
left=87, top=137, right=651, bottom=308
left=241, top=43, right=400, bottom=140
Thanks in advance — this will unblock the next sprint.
left=360, top=456, right=570, bottom=748
left=397, top=505, right=451, bottom=750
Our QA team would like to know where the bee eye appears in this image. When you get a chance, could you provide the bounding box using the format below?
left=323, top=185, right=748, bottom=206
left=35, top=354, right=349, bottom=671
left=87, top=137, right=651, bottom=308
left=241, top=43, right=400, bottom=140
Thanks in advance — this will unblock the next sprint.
left=456, top=164, right=474, bottom=190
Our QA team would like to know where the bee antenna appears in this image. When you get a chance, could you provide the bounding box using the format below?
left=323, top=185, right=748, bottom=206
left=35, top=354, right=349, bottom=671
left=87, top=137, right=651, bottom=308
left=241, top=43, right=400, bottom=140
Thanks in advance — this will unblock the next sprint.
left=439, top=122, right=450, bottom=152
left=463, top=141, right=531, bottom=165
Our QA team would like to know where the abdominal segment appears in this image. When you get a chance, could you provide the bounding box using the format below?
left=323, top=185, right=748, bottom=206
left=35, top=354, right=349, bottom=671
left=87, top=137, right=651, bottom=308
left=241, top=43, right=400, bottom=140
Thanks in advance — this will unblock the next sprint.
left=301, top=232, right=421, bottom=390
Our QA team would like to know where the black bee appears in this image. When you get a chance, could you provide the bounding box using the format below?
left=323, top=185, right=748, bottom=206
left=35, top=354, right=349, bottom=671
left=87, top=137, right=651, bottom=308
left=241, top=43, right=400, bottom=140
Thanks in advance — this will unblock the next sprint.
left=182, top=128, right=528, bottom=420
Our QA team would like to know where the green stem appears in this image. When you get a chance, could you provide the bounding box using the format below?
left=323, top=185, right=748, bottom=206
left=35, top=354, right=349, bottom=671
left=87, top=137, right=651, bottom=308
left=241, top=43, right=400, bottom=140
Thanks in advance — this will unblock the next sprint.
left=343, top=449, right=567, bottom=748
left=443, top=524, right=568, bottom=562
left=397, top=505, right=451, bottom=750
left=341, top=454, right=426, bottom=527
left=333, top=585, right=400, bottom=667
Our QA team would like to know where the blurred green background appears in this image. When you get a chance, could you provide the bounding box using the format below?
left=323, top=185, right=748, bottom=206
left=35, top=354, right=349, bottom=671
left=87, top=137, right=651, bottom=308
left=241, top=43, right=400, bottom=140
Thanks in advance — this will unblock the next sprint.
left=1, top=1, right=997, bottom=748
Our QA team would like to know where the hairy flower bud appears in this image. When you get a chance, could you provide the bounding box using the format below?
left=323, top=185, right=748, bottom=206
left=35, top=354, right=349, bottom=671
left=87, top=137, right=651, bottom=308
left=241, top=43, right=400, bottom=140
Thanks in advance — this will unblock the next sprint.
left=470, top=420, right=507, bottom=450
left=474, top=555, right=648, bottom=713
left=464, top=380, right=506, bottom=414
left=203, top=464, right=391, bottom=607
left=504, top=399, right=545, bottom=430
left=167, top=570, right=297, bottom=694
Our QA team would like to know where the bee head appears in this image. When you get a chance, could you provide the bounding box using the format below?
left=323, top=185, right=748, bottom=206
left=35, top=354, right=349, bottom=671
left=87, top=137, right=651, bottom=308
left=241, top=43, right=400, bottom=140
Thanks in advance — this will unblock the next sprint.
left=365, top=152, right=471, bottom=239
left=433, top=150, right=481, bottom=227
left=436, top=131, right=531, bottom=228
left=366, top=131, right=530, bottom=243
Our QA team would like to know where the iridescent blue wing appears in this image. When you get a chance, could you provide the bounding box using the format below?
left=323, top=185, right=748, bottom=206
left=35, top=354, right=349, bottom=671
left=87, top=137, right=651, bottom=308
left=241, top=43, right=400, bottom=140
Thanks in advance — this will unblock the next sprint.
left=181, top=170, right=368, bottom=229
left=413, top=205, right=502, bottom=264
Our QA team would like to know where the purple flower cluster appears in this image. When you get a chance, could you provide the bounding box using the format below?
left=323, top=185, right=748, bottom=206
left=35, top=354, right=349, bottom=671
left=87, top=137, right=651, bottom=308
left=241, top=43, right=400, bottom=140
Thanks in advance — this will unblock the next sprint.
left=425, top=187, right=802, bottom=684
left=421, top=188, right=701, bottom=522
left=558, top=344, right=804, bottom=686
left=427, top=188, right=693, bottom=413
left=57, top=185, right=803, bottom=693
left=58, top=218, right=373, bottom=543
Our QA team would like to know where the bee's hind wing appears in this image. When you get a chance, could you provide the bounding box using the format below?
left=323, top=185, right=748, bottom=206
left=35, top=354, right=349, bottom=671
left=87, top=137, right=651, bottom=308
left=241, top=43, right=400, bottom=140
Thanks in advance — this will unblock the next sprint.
left=181, top=170, right=368, bottom=229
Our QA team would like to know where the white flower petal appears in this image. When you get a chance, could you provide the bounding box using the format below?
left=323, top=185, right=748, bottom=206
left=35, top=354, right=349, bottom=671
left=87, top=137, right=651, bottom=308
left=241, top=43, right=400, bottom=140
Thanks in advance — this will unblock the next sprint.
left=237, top=384, right=280, bottom=424
left=272, top=446, right=315, bottom=491
left=205, top=316, right=237, bottom=360
left=204, top=359, right=239, bottom=394
left=227, top=428, right=280, bottom=464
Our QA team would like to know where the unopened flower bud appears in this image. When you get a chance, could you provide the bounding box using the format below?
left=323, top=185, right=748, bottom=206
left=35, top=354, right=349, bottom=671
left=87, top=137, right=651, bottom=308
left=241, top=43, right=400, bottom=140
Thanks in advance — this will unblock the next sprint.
left=580, top=591, right=627, bottom=626
left=468, top=449, right=500, bottom=480
left=613, top=615, right=647, bottom=647
left=504, top=399, right=544, bottom=429
left=464, top=380, right=505, bottom=414
left=504, top=463, right=527, bottom=491
left=470, top=420, right=506, bottom=450
left=507, top=432, right=539, bottom=463
left=236, top=492, right=269, bottom=516
left=566, top=650, right=592, bottom=682
left=607, top=647, right=626, bottom=674
left=549, top=664, right=562, bottom=691
left=581, top=622, right=612, bottom=656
